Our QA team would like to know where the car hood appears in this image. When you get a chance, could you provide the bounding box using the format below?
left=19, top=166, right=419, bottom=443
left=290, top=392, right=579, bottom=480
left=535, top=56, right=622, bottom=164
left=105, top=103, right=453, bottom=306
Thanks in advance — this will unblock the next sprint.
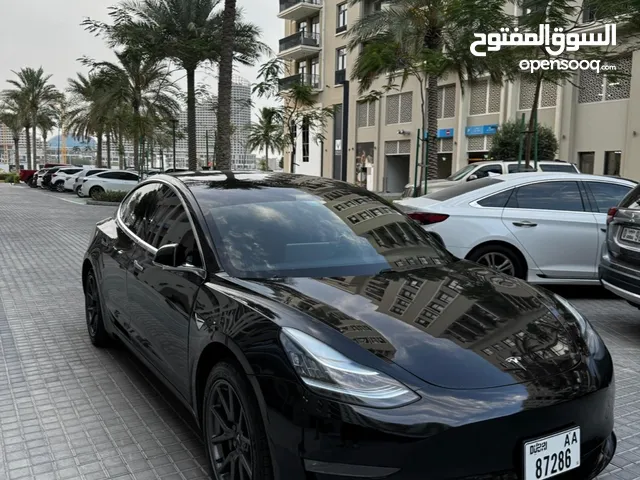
left=226, top=262, right=583, bottom=390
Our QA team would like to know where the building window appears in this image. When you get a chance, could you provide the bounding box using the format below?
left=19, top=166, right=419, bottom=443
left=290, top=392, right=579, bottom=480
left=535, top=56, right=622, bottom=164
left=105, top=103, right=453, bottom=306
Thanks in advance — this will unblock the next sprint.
left=578, top=152, right=595, bottom=174
left=469, top=79, right=501, bottom=115
left=468, top=135, right=493, bottom=151
left=302, top=118, right=310, bottom=162
left=337, top=3, right=347, bottom=33
left=438, top=138, right=454, bottom=153
left=386, top=92, right=413, bottom=124
left=518, top=76, right=558, bottom=109
left=437, top=84, right=456, bottom=118
left=604, top=151, right=621, bottom=176
left=579, top=54, right=632, bottom=103
left=356, top=100, right=376, bottom=127
left=336, top=47, right=347, bottom=71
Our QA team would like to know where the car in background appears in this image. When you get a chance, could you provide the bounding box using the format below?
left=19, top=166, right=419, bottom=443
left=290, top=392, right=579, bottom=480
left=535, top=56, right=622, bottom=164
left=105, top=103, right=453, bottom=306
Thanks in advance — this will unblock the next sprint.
left=82, top=171, right=615, bottom=480
left=395, top=173, right=634, bottom=285
left=402, top=160, right=580, bottom=198
left=50, top=167, right=83, bottom=192
left=33, top=169, right=50, bottom=188
left=79, top=170, right=139, bottom=199
left=41, top=166, right=72, bottom=189
left=600, top=184, right=640, bottom=308
left=72, top=168, right=109, bottom=196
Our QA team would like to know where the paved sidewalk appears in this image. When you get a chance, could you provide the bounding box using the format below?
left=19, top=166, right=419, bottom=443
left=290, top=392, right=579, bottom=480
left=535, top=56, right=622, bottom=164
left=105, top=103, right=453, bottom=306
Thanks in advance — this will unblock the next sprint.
left=2, top=184, right=640, bottom=479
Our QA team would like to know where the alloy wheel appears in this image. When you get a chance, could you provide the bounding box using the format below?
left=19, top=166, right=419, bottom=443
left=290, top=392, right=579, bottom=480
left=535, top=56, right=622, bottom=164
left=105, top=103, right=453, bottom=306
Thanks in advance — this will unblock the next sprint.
left=85, top=274, right=99, bottom=337
left=56, top=183, right=64, bottom=192
left=476, top=252, right=515, bottom=276
left=207, top=380, right=253, bottom=480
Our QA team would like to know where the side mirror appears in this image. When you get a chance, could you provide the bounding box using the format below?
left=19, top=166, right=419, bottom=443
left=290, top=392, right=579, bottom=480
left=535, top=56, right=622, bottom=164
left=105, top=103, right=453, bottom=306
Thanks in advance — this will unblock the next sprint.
left=154, top=244, right=178, bottom=267
left=467, top=174, right=478, bottom=181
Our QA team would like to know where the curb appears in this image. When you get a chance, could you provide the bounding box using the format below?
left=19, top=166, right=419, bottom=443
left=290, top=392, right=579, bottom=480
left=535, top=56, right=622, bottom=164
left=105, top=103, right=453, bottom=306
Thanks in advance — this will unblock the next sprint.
left=86, top=200, right=120, bottom=206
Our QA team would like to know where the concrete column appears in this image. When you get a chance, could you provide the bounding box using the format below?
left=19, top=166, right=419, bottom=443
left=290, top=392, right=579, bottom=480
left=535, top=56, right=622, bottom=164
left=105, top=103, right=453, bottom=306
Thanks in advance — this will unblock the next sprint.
left=622, top=50, right=640, bottom=178
left=455, top=86, right=468, bottom=169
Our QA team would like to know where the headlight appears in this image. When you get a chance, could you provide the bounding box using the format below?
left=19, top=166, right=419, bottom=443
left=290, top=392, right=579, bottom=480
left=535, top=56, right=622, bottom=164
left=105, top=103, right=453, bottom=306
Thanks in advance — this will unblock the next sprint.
left=280, top=327, right=419, bottom=408
left=553, top=294, right=601, bottom=355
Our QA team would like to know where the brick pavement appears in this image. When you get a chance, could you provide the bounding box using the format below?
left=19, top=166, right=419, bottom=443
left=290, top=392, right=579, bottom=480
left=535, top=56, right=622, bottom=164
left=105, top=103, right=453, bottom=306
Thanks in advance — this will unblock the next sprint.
left=2, top=184, right=640, bottom=479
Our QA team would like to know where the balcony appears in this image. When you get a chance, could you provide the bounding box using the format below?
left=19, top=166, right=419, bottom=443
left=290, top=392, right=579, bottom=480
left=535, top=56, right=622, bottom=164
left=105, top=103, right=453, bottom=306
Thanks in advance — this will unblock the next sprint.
left=278, top=0, right=322, bottom=21
left=278, top=74, right=321, bottom=91
left=278, top=32, right=321, bottom=61
left=334, top=69, right=347, bottom=85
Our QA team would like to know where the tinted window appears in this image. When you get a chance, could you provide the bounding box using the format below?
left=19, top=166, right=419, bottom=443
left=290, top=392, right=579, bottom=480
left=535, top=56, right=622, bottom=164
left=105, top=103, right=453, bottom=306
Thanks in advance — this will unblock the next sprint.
left=474, top=164, right=502, bottom=178
left=586, top=181, right=632, bottom=213
left=508, top=164, right=536, bottom=173
left=121, top=183, right=164, bottom=239
left=425, top=177, right=505, bottom=201
left=120, top=172, right=139, bottom=181
left=617, top=184, right=640, bottom=209
left=511, top=181, right=584, bottom=212
left=60, top=168, right=82, bottom=175
left=86, top=169, right=105, bottom=176
left=539, top=163, right=578, bottom=173
left=194, top=187, right=451, bottom=278
left=98, top=172, right=118, bottom=179
left=477, top=189, right=514, bottom=207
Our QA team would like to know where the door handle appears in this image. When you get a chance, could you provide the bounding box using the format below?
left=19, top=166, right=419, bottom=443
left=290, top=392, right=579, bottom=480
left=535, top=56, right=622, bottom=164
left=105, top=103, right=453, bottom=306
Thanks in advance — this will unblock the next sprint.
left=133, top=260, right=144, bottom=272
left=600, top=228, right=607, bottom=233
left=512, top=221, right=537, bottom=227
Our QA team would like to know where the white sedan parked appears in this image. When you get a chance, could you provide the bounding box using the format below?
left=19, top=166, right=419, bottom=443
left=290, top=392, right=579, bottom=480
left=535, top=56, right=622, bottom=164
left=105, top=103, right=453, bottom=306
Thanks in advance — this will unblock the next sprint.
left=79, top=170, right=140, bottom=199
left=395, top=172, right=635, bottom=285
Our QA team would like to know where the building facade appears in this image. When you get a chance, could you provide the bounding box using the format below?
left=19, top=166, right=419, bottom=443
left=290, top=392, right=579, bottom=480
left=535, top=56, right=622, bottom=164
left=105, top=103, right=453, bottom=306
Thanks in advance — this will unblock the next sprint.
left=277, top=0, right=639, bottom=192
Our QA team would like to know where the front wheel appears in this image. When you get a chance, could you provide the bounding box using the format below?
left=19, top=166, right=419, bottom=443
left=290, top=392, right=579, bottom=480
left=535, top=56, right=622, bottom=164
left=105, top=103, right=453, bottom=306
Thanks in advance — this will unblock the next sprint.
left=55, top=181, right=65, bottom=192
left=89, top=186, right=104, bottom=200
left=84, top=270, right=110, bottom=347
left=467, top=244, right=526, bottom=279
left=203, top=362, right=273, bottom=480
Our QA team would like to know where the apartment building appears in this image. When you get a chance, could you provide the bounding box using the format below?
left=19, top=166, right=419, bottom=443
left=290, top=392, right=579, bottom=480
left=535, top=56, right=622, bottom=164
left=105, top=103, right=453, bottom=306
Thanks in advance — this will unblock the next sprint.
left=277, top=0, right=640, bottom=192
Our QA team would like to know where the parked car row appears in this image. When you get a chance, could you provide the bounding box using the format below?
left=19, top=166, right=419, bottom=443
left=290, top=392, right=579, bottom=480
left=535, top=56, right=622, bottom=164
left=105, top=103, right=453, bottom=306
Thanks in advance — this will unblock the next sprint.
left=30, top=166, right=142, bottom=198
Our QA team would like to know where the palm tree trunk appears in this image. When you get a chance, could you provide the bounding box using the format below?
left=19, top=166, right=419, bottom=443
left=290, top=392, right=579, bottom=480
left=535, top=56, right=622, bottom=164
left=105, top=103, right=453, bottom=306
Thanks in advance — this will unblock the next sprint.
left=96, top=131, right=103, bottom=168
left=13, top=136, right=20, bottom=172
left=118, top=131, right=125, bottom=169
left=42, top=134, right=47, bottom=164
left=524, top=74, right=544, bottom=167
left=25, top=127, right=31, bottom=169
left=150, top=140, right=154, bottom=169
left=215, top=0, right=237, bottom=171
left=186, top=67, right=198, bottom=171
left=106, top=133, right=112, bottom=169
left=32, top=113, right=38, bottom=169
left=160, top=148, right=164, bottom=171
left=426, top=75, right=439, bottom=180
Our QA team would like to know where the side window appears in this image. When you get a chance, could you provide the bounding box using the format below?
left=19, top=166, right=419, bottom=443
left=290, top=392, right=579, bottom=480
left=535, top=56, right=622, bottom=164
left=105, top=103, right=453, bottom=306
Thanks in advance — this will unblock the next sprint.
left=145, top=186, right=203, bottom=267
left=508, top=164, right=535, bottom=173
left=477, top=189, right=514, bottom=207
left=511, top=181, right=584, bottom=212
left=474, top=165, right=502, bottom=178
left=587, top=182, right=632, bottom=213
left=620, top=184, right=640, bottom=209
left=99, top=172, right=117, bottom=179
left=122, top=172, right=139, bottom=181
left=120, top=183, right=164, bottom=240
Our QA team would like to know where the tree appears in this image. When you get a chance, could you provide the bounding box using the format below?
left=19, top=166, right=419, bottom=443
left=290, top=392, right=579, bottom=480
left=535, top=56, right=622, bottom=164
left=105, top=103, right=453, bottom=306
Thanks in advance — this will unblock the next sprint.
left=252, top=58, right=333, bottom=173
left=245, top=107, right=283, bottom=168
left=82, top=0, right=270, bottom=171
left=278, top=158, right=284, bottom=169
left=3, top=67, right=63, bottom=169
left=347, top=0, right=516, bottom=182
left=488, top=120, right=558, bottom=161
left=81, top=50, right=180, bottom=169
left=215, top=0, right=237, bottom=170
left=0, top=101, right=24, bottom=171
left=36, top=107, right=57, bottom=165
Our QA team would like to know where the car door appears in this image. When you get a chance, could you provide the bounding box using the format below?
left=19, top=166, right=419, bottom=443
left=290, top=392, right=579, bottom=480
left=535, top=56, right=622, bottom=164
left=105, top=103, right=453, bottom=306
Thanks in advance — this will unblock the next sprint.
left=501, top=180, right=599, bottom=279
left=583, top=180, right=634, bottom=266
left=471, top=164, right=502, bottom=180
left=115, top=172, right=140, bottom=191
left=126, top=183, right=204, bottom=397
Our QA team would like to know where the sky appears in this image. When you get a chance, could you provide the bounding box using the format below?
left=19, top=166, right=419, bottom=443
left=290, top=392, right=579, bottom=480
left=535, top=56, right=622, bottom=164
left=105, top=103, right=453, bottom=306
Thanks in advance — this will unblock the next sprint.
left=0, top=0, right=280, bottom=121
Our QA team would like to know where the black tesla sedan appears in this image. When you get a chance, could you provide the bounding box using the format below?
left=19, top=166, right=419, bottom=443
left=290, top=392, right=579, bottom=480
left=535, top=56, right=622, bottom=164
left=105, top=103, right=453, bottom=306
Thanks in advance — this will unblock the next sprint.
left=82, top=171, right=616, bottom=480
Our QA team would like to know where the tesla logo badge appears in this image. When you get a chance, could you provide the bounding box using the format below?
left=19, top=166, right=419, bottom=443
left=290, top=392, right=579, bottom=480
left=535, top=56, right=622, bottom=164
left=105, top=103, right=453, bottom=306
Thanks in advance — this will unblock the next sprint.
left=505, top=356, right=527, bottom=370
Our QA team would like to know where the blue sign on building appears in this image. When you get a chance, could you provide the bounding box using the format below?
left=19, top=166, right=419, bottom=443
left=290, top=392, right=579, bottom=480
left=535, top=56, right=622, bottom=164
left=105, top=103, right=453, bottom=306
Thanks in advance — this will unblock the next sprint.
left=423, top=128, right=455, bottom=139
left=465, top=124, right=498, bottom=136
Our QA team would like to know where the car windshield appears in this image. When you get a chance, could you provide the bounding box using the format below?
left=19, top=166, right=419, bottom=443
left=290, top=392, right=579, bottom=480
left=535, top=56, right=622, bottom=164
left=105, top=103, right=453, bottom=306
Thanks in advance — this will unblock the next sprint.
left=447, top=164, right=477, bottom=181
left=194, top=186, right=452, bottom=279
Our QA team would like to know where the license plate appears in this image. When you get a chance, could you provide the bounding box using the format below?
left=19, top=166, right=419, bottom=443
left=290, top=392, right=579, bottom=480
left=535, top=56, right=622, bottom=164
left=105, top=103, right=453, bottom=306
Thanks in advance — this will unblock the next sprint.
left=621, top=227, right=640, bottom=244
left=524, top=427, right=580, bottom=480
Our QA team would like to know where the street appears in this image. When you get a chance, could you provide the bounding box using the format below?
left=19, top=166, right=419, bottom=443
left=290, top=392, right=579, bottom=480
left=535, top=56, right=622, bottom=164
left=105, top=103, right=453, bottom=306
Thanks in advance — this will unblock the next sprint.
left=1, top=183, right=640, bottom=479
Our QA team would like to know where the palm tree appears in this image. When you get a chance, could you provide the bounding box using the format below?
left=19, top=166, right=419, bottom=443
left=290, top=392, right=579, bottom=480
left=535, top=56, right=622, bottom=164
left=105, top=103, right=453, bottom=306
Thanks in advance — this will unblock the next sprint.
left=82, top=0, right=270, bottom=171
left=36, top=107, right=57, bottom=165
left=0, top=101, right=24, bottom=172
left=245, top=107, right=283, bottom=168
left=81, top=49, right=180, bottom=169
left=215, top=0, right=237, bottom=169
left=4, top=67, right=63, bottom=169
left=347, top=0, right=515, bottom=182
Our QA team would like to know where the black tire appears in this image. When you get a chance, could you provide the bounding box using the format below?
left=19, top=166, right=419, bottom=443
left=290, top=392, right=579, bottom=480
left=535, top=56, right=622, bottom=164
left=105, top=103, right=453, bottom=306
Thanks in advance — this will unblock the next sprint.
left=55, top=181, right=65, bottom=192
left=76, top=186, right=84, bottom=197
left=28, top=176, right=37, bottom=188
left=84, top=270, right=110, bottom=347
left=203, top=362, right=273, bottom=480
left=89, top=186, right=104, bottom=200
left=467, top=244, right=526, bottom=279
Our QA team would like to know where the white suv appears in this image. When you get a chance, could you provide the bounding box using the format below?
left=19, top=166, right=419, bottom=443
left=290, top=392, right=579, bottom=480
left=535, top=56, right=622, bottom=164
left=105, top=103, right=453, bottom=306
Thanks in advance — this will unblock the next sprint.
left=51, top=168, right=83, bottom=192
left=402, top=160, right=580, bottom=198
left=80, top=170, right=140, bottom=199
left=70, top=168, right=108, bottom=196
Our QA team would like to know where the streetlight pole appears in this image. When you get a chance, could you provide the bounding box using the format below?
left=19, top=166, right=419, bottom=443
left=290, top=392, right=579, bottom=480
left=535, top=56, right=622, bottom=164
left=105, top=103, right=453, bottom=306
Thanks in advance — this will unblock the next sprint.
left=172, top=119, right=177, bottom=170
left=205, top=130, right=209, bottom=169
